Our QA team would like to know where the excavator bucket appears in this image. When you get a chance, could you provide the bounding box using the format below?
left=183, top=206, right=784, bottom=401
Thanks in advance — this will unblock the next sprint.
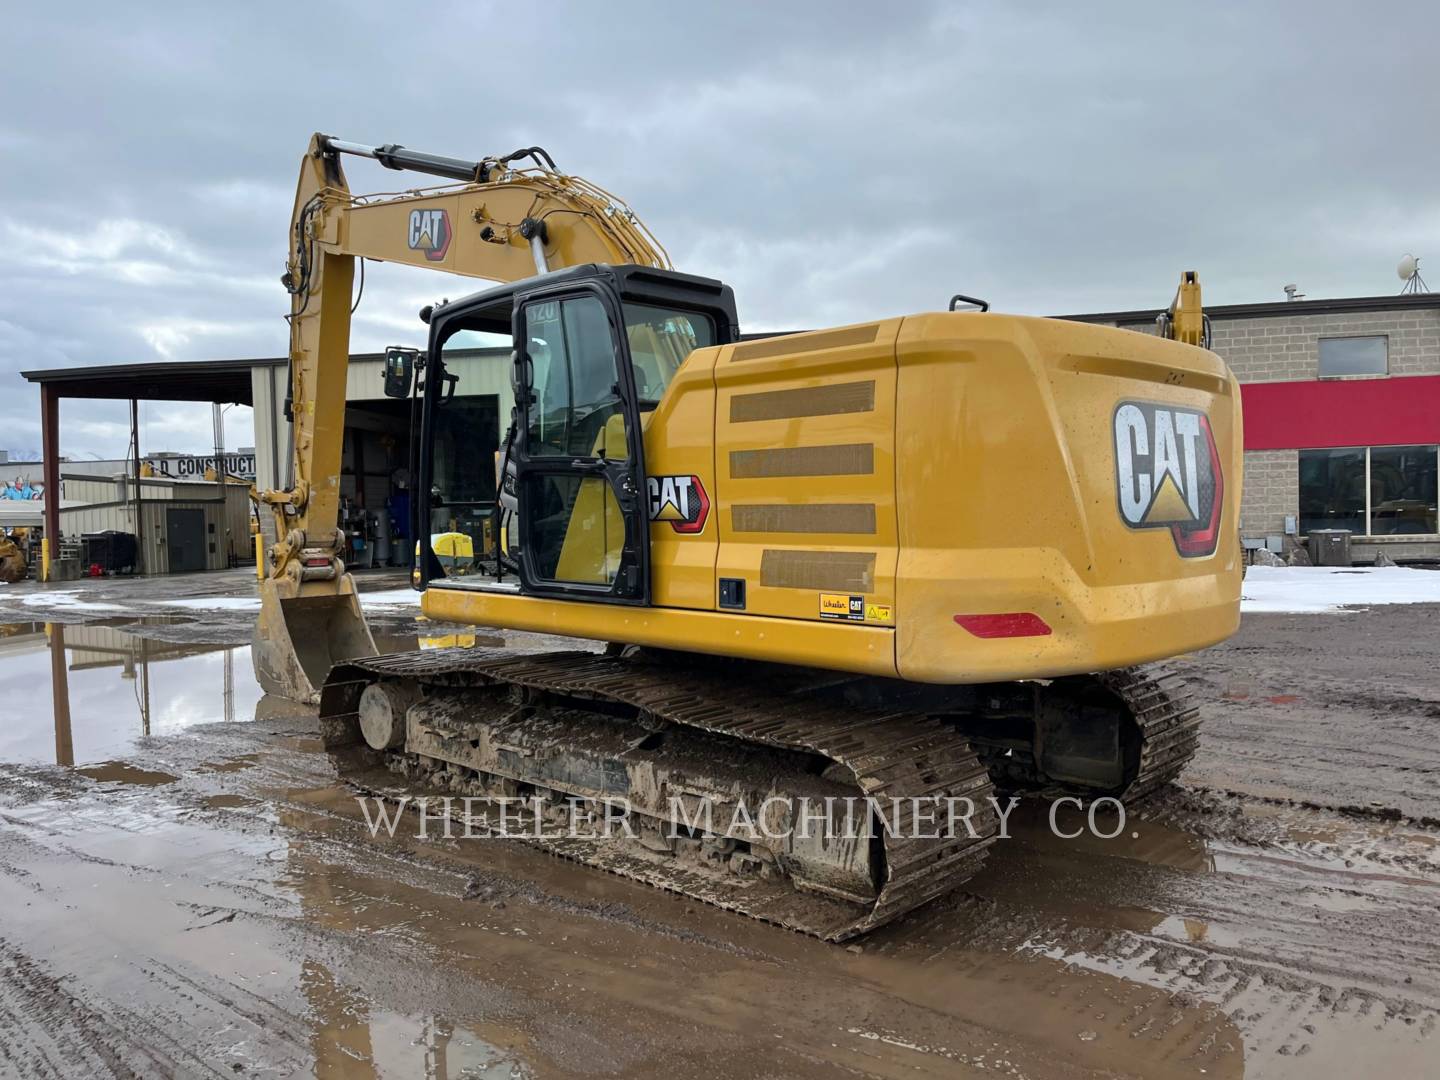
left=252, top=575, right=377, bottom=704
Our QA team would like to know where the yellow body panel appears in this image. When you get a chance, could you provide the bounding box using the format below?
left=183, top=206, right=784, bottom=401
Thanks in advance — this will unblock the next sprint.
left=432, top=312, right=1243, bottom=684
left=712, top=320, right=902, bottom=624
left=424, top=588, right=900, bottom=676
left=891, top=313, right=1241, bottom=681
left=643, top=355, right=721, bottom=609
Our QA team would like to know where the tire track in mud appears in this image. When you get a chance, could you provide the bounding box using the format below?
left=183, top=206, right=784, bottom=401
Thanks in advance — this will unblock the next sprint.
left=0, top=941, right=130, bottom=1079
left=868, top=787, right=1440, bottom=1076
left=0, top=938, right=231, bottom=1080
left=1175, top=604, right=1440, bottom=823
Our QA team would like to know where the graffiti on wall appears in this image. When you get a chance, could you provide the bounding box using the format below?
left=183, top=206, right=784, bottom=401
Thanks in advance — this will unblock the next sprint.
left=0, top=478, right=44, bottom=501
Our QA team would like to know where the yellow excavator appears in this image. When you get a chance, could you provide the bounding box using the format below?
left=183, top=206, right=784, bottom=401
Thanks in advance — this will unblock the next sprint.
left=255, top=134, right=1241, bottom=939
left=0, top=532, right=26, bottom=584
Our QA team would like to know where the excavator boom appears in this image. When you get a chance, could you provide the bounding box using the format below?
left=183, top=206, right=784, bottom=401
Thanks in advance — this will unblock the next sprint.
left=253, top=134, right=671, bottom=703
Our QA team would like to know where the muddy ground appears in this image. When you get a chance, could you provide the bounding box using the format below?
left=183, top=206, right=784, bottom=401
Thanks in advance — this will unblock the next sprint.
left=0, top=571, right=1436, bottom=1078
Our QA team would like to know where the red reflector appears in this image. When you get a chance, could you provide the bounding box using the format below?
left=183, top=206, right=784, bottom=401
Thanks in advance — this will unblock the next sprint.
left=953, top=612, right=1052, bottom=638
left=304, top=557, right=331, bottom=567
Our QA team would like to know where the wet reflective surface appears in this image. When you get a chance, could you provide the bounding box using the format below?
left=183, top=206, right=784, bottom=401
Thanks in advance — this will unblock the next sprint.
left=0, top=620, right=265, bottom=767
left=0, top=581, right=1437, bottom=1077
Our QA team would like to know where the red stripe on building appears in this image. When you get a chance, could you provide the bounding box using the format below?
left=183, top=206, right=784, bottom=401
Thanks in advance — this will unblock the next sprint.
left=1240, top=375, right=1440, bottom=451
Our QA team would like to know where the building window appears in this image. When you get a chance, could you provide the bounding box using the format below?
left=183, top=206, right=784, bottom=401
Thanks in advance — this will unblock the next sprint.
left=1318, top=335, right=1387, bottom=378
left=1299, top=448, right=1366, bottom=534
left=1299, top=445, right=1439, bottom=536
left=1369, top=445, right=1438, bottom=534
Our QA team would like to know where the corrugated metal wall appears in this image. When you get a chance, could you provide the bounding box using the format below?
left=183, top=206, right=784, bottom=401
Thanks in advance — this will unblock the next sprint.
left=58, top=473, right=253, bottom=575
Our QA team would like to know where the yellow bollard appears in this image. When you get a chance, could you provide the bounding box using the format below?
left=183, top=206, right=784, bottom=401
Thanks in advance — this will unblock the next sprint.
left=254, top=534, right=265, bottom=580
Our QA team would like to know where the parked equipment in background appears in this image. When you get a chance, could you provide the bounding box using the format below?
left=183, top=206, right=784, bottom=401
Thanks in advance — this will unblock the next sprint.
left=253, top=134, right=1244, bottom=939
left=0, top=532, right=26, bottom=583
left=79, top=531, right=138, bottom=576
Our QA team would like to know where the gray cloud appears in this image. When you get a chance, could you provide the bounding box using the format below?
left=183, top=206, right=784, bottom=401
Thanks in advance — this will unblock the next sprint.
left=3, top=1, right=1437, bottom=457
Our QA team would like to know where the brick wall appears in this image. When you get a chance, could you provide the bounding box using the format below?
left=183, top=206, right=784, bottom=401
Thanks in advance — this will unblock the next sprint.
left=1208, top=308, right=1440, bottom=382
left=1239, top=449, right=1297, bottom=539
left=1120, top=307, right=1440, bottom=382
left=1201, top=308, right=1437, bottom=538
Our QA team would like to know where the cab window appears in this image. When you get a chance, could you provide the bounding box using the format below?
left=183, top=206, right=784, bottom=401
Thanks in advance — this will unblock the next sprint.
left=623, top=304, right=715, bottom=405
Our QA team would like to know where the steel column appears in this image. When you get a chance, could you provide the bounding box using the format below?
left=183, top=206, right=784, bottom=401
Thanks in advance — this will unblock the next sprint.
left=40, top=384, right=60, bottom=581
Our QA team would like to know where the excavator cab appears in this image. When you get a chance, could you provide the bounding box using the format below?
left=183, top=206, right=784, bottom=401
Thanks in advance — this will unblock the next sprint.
left=414, top=263, right=736, bottom=605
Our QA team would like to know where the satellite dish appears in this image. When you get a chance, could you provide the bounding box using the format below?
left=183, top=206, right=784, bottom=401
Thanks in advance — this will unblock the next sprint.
left=1398, top=253, right=1429, bottom=294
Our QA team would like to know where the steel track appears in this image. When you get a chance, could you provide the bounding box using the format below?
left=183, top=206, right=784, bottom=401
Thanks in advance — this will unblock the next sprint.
left=321, top=648, right=998, bottom=941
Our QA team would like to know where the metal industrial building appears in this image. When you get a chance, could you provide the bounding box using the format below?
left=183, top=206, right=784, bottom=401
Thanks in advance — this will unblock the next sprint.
left=16, top=360, right=268, bottom=579
left=2, top=449, right=257, bottom=577
left=18, top=346, right=511, bottom=580
left=248, top=347, right=510, bottom=569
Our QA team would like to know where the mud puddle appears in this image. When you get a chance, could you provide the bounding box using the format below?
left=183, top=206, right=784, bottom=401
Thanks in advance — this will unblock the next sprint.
left=886, top=794, right=1440, bottom=1076
left=0, top=759, right=1252, bottom=1078
left=0, top=619, right=443, bottom=769
left=0, top=620, right=271, bottom=767
left=0, top=787, right=530, bottom=1078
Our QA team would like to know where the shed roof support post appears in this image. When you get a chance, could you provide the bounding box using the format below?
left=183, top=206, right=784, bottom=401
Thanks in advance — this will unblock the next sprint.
left=40, top=384, right=60, bottom=581
left=131, top=398, right=144, bottom=573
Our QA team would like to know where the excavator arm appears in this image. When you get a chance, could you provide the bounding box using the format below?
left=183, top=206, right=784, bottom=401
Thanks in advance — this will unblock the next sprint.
left=1157, top=269, right=1210, bottom=347
left=253, top=133, right=671, bottom=703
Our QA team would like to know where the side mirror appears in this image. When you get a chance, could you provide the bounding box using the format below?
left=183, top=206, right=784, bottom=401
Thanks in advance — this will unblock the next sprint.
left=383, top=346, right=420, bottom=399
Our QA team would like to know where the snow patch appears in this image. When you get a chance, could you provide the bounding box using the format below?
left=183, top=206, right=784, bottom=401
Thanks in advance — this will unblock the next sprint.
left=1242, top=565, right=1440, bottom=614
left=159, top=597, right=261, bottom=611
left=14, top=591, right=124, bottom=613
left=144, top=589, right=419, bottom=613
left=357, top=589, right=422, bottom=608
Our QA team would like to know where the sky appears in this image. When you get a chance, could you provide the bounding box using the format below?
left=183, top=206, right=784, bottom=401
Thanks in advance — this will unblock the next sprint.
left=2, top=2, right=1437, bottom=460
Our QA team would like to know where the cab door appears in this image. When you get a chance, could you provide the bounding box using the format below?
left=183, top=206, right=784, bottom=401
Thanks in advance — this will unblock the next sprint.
left=510, top=286, right=649, bottom=602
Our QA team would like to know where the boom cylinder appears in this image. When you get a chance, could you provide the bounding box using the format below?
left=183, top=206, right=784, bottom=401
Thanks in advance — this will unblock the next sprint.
left=320, top=137, right=489, bottom=183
